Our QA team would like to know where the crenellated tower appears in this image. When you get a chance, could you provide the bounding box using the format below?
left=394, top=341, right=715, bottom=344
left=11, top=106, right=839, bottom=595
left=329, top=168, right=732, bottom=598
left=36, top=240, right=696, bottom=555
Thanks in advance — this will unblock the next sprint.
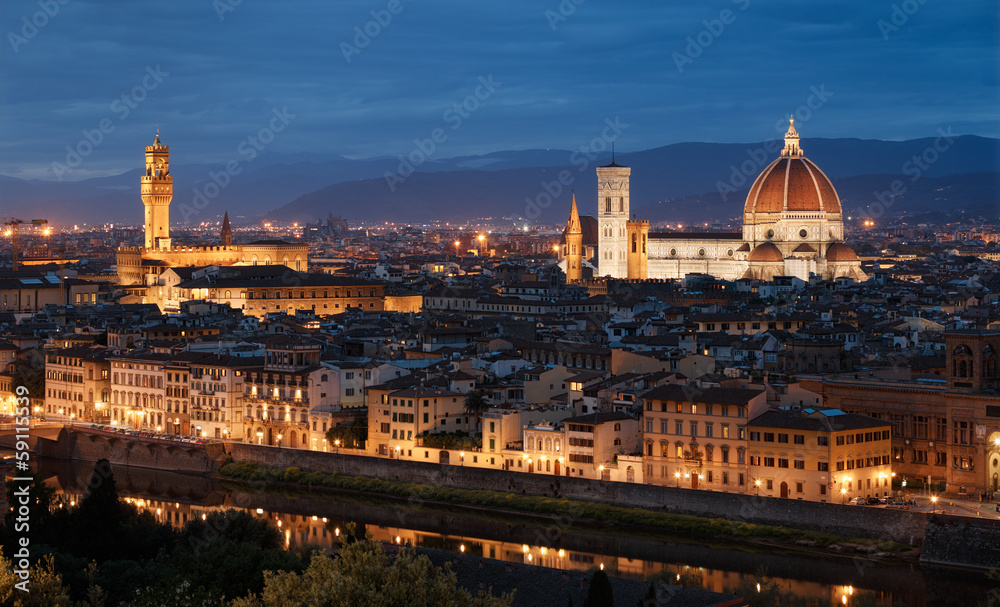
left=564, top=192, right=583, bottom=284
left=596, top=155, right=630, bottom=278
left=221, top=210, right=232, bottom=246
left=626, top=216, right=649, bottom=280
left=142, top=129, right=172, bottom=250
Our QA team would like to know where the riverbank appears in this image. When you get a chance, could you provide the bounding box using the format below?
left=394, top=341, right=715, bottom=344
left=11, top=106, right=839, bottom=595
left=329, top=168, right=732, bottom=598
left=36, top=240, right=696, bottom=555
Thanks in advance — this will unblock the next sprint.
left=218, top=461, right=915, bottom=561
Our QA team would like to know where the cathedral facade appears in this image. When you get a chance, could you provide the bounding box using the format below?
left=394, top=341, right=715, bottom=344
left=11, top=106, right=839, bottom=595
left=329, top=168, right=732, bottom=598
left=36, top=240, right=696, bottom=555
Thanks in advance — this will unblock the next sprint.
left=571, top=118, right=866, bottom=283
left=116, top=133, right=308, bottom=286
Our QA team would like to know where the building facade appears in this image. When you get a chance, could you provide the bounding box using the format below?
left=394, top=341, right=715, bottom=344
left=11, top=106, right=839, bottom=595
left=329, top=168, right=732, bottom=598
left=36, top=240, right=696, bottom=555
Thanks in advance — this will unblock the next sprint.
left=581, top=118, right=867, bottom=283
left=116, top=132, right=308, bottom=287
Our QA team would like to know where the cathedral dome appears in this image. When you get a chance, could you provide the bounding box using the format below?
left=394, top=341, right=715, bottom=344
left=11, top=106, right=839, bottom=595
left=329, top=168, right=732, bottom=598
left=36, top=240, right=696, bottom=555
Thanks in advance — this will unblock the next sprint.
left=743, top=117, right=841, bottom=216
left=826, top=242, right=859, bottom=262
left=748, top=242, right=783, bottom=263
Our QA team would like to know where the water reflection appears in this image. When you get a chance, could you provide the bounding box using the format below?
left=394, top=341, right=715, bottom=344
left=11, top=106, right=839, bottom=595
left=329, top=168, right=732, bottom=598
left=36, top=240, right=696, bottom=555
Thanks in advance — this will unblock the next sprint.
left=16, top=456, right=993, bottom=606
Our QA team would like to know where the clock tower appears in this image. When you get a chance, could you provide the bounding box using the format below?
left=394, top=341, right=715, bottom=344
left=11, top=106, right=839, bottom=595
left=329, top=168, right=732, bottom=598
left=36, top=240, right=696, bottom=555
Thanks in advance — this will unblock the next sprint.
left=142, top=129, right=172, bottom=250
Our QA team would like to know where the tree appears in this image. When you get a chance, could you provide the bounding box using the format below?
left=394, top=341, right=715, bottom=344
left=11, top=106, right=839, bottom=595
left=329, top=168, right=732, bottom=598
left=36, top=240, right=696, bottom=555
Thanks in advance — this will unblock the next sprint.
left=583, top=569, right=615, bottom=607
left=232, top=539, right=512, bottom=607
left=10, top=350, right=44, bottom=404
left=0, top=554, right=71, bottom=607
left=325, top=415, right=367, bottom=450
left=463, top=389, right=490, bottom=432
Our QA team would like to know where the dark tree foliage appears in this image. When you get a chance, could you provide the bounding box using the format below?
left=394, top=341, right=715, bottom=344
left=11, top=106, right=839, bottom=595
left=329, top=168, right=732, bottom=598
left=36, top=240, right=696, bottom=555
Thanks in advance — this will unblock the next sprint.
left=584, top=570, right=615, bottom=607
left=325, top=415, right=368, bottom=450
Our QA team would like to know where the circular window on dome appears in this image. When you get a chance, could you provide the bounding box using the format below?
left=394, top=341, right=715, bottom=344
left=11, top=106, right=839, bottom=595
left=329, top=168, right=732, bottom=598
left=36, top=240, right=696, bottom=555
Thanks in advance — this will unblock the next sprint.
left=669, top=248, right=676, bottom=257
left=698, top=249, right=706, bottom=257
left=727, top=249, right=734, bottom=257
left=799, top=229, right=808, bottom=238
left=766, top=229, right=775, bottom=239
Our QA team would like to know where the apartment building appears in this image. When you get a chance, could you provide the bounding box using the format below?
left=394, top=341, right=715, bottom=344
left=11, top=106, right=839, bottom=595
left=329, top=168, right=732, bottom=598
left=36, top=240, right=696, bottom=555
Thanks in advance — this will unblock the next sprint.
left=640, top=384, right=768, bottom=492
left=748, top=407, right=892, bottom=503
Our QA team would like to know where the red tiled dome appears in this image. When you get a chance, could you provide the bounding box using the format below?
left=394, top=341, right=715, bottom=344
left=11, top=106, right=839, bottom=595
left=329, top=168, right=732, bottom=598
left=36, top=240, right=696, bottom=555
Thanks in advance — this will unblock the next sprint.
left=748, top=242, right=783, bottom=263
left=744, top=157, right=841, bottom=215
left=826, top=243, right=859, bottom=262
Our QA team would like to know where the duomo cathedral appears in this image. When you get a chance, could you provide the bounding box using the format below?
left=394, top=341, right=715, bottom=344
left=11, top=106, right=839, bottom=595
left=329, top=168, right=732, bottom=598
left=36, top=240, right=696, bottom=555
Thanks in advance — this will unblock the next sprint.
left=562, top=118, right=866, bottom=284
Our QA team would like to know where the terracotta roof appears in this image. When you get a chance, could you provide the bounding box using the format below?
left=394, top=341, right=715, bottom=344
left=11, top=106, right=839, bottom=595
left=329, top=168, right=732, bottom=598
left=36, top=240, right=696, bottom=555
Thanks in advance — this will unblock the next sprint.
left=826, top=242, right=860, bottom=262
left=792, top=243, right=816, bottom=253
left=748, top=243, right=783, bottom=263
left=744, top=157, right=842, bottom=215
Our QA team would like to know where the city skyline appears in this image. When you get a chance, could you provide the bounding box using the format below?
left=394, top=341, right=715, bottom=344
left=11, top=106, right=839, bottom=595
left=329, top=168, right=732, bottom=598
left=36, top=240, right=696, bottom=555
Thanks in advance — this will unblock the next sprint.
left=1, top=1, right=997, bottom=181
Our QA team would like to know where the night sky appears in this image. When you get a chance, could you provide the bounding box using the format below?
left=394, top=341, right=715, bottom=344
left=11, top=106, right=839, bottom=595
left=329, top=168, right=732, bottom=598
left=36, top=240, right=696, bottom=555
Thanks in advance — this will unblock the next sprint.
left=1, top=0, right=997, bottom=181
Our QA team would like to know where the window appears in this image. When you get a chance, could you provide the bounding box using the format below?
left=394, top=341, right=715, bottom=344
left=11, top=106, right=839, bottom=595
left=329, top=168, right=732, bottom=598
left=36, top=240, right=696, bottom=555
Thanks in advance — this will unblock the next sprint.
left=660, top=421, right=668, bottom=434
left=777, top=458, right=788, bottom=468
left=721, top=424, right=730, bottom=439
left=749, top=455, right=761, bottom=466
left=705, top=423, right=713, bottom=438
left=793, top=435, right=805, bottom=445
left=817, top=436, right=828, bottom=446
left=793, top=460, right=804, bottom=470
left=763, top=432, right=774, bottom=443
left=953, top=420, right=969, bottom=445
left=766, top=480, right=773, bottom=491
left=345, top=388, right=355, bottom=396
left=778, top=434, right=788, bottom=444
left=689, top=422, right=698, bottom=437
left=675, top=421, right=683, bottom=435
left=817, top=461, right=829, bottom=471
left=749, top=431, right=761, bottom=442
left=935, top=451, right=947, bottom=466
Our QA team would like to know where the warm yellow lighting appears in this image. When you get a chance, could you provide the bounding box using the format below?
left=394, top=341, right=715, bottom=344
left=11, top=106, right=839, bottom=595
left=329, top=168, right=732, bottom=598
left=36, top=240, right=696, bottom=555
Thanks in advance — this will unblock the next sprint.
left=754, top=479, right=761, bottom=487
left=558, top=549, right=565, bottom=558
left=522, top=545, right=529, bottom=553
left=395, top=536, right=401, bottom=544
left=478, top=235, right=485, bottom=242
left=460, top=544, right=466, bottom=553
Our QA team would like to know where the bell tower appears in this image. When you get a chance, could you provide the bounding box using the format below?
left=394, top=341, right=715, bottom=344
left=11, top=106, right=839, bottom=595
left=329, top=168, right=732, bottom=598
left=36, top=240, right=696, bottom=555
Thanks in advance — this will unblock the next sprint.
left=564, top=193, right=583, bottom=284
left=142, top=129, right=172, bottom=250
left=596, top=152, right=630, bottom=279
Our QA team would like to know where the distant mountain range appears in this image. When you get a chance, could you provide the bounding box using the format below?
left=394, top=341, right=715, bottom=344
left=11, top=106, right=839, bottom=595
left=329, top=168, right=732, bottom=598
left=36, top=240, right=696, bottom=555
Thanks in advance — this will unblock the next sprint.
left=2, top=136, right=997, bottom=227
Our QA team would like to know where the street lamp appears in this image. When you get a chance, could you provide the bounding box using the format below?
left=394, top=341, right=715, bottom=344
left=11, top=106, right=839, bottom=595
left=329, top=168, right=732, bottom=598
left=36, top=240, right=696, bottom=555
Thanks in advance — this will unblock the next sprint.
left=674, top=471, right=680, bottom=488
left=334, top=439, right=340, bottom=453
left=460, top=451, right=465, bottom=466
left=454, top=240, right=460, bottom=257
left=754, top=479, right=761, bottom=496
left=277, top=433, right=283, bottom=448
left=841, top=488, right=847, bottom=504
left=930, top=495, right=938, bottom=513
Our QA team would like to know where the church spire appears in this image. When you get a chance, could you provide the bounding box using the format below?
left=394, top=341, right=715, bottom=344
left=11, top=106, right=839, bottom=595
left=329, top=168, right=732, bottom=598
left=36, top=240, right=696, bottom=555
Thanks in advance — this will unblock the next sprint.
left=565, top=191, right=582, bottom=235
left=221, top=210, right=232, bottom=246
left=781, top=114, right=802, bottom=157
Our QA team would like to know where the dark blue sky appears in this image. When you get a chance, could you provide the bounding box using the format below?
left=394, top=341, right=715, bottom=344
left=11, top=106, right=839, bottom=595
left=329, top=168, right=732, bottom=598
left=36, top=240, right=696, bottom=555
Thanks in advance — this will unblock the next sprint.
left=1, top=0, right=997, bottom=180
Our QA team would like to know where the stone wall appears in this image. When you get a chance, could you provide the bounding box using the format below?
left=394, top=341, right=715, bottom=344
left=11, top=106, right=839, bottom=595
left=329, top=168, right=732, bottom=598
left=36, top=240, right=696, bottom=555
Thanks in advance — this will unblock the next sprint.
left=226, top=442, right=928, bottom=545
left=921, top=515, right=1000, bottom=570
left=32, top=429, right=224, bottom=473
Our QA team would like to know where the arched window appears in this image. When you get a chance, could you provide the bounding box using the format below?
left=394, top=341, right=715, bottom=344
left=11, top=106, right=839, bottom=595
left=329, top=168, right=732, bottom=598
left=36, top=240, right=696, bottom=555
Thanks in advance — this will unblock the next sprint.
left=631, top=233, right=637, bottom=253
left=528, top=436, right=535, bottom=451
left=605, top=196, right=612, bottom=213
left=225, top=290, right=231, bottom=298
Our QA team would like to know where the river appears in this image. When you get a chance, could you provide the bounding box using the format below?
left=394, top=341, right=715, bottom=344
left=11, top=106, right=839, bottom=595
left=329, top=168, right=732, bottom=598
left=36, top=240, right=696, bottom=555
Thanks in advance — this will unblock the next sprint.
left=15, top=456, right=998, bottom=606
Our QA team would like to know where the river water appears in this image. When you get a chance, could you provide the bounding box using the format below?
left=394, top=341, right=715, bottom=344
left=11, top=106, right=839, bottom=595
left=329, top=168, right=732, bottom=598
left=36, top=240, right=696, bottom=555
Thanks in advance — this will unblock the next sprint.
left=16, top=456, right=997, bottom=606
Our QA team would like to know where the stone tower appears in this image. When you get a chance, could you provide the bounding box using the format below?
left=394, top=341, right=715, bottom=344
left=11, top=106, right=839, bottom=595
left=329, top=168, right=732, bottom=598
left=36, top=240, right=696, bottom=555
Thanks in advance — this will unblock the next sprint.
left=564, top=192, right=583, bottom=284
left=597, top=156, right=630, bottom=279
left=626, top=217, right=649, bottom=280
left=221, top=210, right=232, bottom=246
left=142, top=129, right=172, bottom=250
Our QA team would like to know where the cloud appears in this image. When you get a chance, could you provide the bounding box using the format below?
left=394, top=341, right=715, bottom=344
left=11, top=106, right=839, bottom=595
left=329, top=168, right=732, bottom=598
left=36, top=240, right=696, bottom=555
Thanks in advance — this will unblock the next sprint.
left=0, top=0, right=996, bottom=180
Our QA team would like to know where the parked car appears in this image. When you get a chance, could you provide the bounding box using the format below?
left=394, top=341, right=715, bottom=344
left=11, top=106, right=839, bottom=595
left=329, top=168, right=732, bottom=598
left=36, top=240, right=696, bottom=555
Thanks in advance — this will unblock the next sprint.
left=849, top=497, right=864, bottom=505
